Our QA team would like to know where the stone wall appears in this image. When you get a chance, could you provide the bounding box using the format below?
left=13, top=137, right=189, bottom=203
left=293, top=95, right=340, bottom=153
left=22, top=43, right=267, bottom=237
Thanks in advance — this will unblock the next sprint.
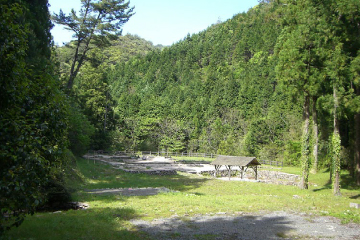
left=200, top=169, right=300, bottom=186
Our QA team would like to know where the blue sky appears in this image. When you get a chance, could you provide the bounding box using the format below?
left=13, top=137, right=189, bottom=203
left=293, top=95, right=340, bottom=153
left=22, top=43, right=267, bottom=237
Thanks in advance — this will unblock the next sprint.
left=49, top=0, right=259, bottom=46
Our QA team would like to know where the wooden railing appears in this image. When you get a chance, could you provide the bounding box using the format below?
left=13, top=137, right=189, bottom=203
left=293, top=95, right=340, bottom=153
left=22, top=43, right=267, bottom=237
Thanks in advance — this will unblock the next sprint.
left=259, top=159, right=283, bottom=167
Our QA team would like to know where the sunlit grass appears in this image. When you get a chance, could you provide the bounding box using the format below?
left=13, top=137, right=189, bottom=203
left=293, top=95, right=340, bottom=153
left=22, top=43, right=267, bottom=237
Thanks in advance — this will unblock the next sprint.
left=5, top=158, right=360, bottom=239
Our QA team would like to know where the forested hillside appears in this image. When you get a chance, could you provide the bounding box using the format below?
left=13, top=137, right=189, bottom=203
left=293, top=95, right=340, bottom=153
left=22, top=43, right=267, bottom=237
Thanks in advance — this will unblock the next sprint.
left=52, top=0, right=360, bottom=189
left=106, top=0, right=360, bottom=187
left=108, top=3, right=303, bottom=161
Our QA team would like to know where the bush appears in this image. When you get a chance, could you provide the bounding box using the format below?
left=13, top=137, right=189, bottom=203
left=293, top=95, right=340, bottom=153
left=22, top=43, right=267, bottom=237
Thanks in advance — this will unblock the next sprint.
left=283, top=141, right=301, bottom=166
left=37, top=177, right=72, bottom=211
left=258, top=143, right=281, bottom=161
left=68, top=103, right=95, bottom=156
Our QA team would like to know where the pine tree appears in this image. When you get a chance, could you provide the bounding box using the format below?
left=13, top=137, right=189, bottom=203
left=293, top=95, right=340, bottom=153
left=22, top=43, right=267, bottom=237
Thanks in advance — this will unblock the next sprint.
left=52, top=0, right=134, bottom=90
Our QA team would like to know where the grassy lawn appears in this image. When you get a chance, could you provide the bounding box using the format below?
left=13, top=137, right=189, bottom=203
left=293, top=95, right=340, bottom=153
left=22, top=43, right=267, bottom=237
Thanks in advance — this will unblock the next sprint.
left=4, top=158, right=360, bottom=239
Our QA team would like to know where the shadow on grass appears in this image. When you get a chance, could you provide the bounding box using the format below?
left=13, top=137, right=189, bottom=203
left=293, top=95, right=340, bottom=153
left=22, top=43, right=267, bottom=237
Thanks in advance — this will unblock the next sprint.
left=5, top=207, right=150, bottom=240
left=6, top=210, right=295, bottom=240
left=131, top=214, right=295, bottom=240
left=81, top=171, right=210, bottom=192
left=339, top=172, right=360, bottom=191
left=312, top=179, right=332, bottom=192
left=312, top=169, right=359, bottom=192
left=350, top=194, right=360, bottom=199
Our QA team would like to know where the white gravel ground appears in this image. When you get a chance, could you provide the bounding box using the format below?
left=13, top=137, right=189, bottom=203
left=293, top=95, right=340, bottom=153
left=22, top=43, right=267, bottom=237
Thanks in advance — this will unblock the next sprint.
left=131, top=211, right=360, bottom=240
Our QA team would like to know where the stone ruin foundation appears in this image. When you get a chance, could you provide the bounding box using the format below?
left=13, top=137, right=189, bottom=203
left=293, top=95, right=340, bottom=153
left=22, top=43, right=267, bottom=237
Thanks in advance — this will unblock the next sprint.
left=83, top=154, right=300, bottom=186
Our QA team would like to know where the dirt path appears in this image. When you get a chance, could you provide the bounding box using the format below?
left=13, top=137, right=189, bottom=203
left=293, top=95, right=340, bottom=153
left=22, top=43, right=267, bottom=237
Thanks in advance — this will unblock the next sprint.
left=131, top=211, right=360, bottom=240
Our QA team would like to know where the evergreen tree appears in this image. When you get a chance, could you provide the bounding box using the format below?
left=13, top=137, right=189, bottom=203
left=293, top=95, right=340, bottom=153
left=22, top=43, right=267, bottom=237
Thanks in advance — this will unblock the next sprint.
left=317, top=0, right=360, bottom=193
left=351, top=53, right=360, bottom=186
left=52, top=0, right=134, bottom=90
left=275, top=0, right=327, bottom=189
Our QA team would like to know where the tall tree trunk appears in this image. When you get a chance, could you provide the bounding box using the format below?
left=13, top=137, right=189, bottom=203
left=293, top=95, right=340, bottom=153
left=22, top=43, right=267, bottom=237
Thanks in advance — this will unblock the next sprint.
left=66, top=12, right=99, bottom=91
left=312, top=96, right=319, bottom=173
left=104, top=90, right=108, bottom=132
left=333, top=86, right=341, bottom=196
left=355, top=86, right=360, bottom=186
left=300, top=95, right=310, bottom=189
left=67, top=38, right=82, bottom=90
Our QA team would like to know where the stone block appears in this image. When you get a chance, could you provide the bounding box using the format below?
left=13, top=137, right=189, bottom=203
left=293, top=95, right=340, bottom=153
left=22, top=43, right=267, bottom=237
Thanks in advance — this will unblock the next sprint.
left=350, top=203, right=360, bottom=209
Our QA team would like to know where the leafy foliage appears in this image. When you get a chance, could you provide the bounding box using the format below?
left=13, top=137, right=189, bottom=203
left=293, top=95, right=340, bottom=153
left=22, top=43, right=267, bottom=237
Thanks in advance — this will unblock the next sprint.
left=0, top=0, right=68, bottom=231
left=67, top=103, right=95, bottom=156
left=55, top=34, right=161, bottom=152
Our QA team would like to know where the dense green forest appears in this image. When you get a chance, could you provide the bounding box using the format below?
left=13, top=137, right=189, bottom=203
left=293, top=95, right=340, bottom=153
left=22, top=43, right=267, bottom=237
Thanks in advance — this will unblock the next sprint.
left=1, top=0, right=360, bottom=232
left=108, top=4, right=289, bottom=157
left=55, top=0, right=360, bottom=190
left=103, top=0, right=359, bottom=189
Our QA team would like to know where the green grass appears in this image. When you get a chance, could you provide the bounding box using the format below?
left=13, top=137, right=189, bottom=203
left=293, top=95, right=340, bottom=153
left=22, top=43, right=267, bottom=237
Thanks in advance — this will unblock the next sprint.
left=4, top=158, right=360, bottom=239
left=261, top=165, right=360, bottom=193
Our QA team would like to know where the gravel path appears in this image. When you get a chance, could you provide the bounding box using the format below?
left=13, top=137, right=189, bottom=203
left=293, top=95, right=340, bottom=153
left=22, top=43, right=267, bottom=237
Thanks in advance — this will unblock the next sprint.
left=85, top=187, right=173, bottom=196
left=131, top=211, right=360, bottom=240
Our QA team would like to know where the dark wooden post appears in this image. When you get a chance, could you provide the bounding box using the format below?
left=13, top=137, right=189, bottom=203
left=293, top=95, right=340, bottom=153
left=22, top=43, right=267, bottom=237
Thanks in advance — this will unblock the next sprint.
left=227, top=165, right=232, bottom=180
left=214, top=165, right=219, bottom=178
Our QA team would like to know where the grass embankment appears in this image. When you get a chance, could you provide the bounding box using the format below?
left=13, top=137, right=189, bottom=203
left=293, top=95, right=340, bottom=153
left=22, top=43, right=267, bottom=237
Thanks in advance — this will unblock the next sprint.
left=5, top=158, right=360, bottom=240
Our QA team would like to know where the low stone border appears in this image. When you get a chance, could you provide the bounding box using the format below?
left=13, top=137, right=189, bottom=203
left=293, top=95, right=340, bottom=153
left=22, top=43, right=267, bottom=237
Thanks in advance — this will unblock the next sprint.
left=199, top=169, right=300, bottom=186
left=121, top=169, right=177, bottom=175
